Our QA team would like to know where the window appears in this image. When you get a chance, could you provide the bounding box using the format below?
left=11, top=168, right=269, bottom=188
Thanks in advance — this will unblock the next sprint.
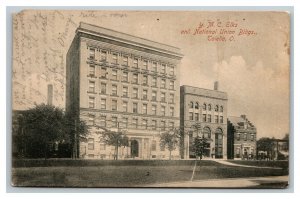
left=215, top=105, right=219, bottom=112
left=100, top=116, right=106, bottom=127
left=152, top=62, right=157, bottom=72
left=112, top=53, right=118, bottom=64
left=122, top=71, right=128, bottom=82
left=162, top=64, right=166, bottom=73
left=133, top=73, right=138, bottom=84
left=203, top=103, right=207, bottom=110
left=161, top=106, right=166, bottom=116
left=151, top=140, right=156, bottom=151
left=89, top=48, right=95, bottom=59
left=170, top=107, right=174, bottom=117
left=142, top=89, right=148, bottom=100
left=112, top=100, right=117, bottom=111
left=111, top=117, right=118, bottom=128
left=161, top=92, right=166, bottom=102
left=161, top=121, right=166, bottom=131
left=100, top=143, right=106, bottom=150
left=170, top=93, right=174, bottom=103
left=244, top=133, right=247, bottom=141
left=142, top=104, right=147, bottom=114
left=152, top=77, right=157, bottom=87
left=101, top=50, right=107, bottom=61
left=237, top=133, right=240, bottom=141
left=88, top=114, right=95, bottom=126
left=123, top=56, right=128, bottom=66
left=88, top=138, right=94, bottom=150
left=89, top=65, right=95, bottom=76
left=133, top=102, right=138, bottom=113
left=89, top=96, right=95, bottom=108
left=88, top=154, right=94, bottom=158
left=220, top=106, right=223, bottom=112
left=195, top=113, right=199, bottom=121
left=220, top=116, right=223, bottom=123
left=195, top=102, right=199, bottom=109
left=169, top=66, right=174, bottom=76
left=169, top=81, right=174, bottom=90
left=88, top=81, right=95, bottom=93
left=161, top=79, right=166, bottom=88
left=203, top=127, right=211, bottom=139
left=189, top=112, right=193, bottom=120
left=112, top=69, right=117, bottom=80
left=236, top=148, right=240, bottom=155
left=112, top=85, right=117, bottom=96
left=122, top=86, right=128, bottom=97
left=152, top=105, right=157, bottom=115
left=133, top=58, right=138, bottom=68
left=143, top=60, right=148, bottom=70
left=132, top=88, right=138, bottom=99
left=215, top=115, right=219, bottom=123
left=100, top=83, right=106, bottom=94
left=152, top=91, right=157, bottom=101
left=100, top=67, right=107, bottom=78
left=251, top=134, right=255, bottom=141
left=152, top=120, right=157, bottom=130
left=208, top=114, right=211, bottom=122
left=189, top=101, right=194, bottom=109
left=132, top=118, right=138, bottom=128
left=169, top=122, right=174, bottom=129
left=143, top=75, right=148, bottom=85
left=142, top=119, right=147, bottom=129
left=122, top=101, right=128, bottom=112
left=122, top=117, right=128, bottom=128
left=208, top=104, right=212, bottom=111
left=203, top=114, right=207, bottom=122
left=101, top=98, right=106, bottom=109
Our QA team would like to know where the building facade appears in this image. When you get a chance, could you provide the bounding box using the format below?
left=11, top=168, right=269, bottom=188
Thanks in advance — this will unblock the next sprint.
left=180, top=84, right=228, bottom=159
left=227, top=115, right=257, bottom=159
left=66, top=22, right=183, bottom=160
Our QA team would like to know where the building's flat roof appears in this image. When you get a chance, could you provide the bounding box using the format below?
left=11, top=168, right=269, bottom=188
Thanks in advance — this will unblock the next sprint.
left=181, top=85, right=228, bottom=100
left=77, top=22, right=183, bottom=57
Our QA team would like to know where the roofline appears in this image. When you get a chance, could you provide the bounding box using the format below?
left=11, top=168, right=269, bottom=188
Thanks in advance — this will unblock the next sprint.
left=180, top=85, right=228, bottom=94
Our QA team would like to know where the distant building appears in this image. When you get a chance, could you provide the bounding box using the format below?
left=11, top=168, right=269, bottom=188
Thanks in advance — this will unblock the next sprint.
left=66, top=22, right=183, bottom=160
left=227, top=115, right=257, bottom=159
left=180, top=83, right=228, bottom=159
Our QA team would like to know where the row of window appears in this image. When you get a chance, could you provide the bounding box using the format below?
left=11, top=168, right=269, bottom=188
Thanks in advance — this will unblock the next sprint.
left=89, top=48, right=175, bottom=75
left=236, top=133, right=255, bottom=141
left=89, top=67, right=176, bottom=89
left=189, top=112, right=224, bottom=123
left=88, top=115, right=175, bottom=130
left=89, top=97, right=175, bottom=116
left=88, top=83, right=175, bottom=103
left=189, top=101, right=224, bottom=112
left=87, top=138, right=164, bottom=152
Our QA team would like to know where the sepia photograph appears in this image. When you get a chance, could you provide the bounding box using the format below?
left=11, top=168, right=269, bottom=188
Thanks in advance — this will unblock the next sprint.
left=11, top=10, right=290, bottom=188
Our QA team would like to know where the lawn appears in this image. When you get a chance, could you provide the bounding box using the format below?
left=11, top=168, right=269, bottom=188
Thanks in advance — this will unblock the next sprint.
left=11, top=160, right=288, bottom=187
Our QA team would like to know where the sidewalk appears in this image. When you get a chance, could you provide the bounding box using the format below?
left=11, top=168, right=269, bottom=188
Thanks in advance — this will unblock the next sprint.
left=148, top=176, right=289, bottom=188
left=213, top=159, right=282, bottom=169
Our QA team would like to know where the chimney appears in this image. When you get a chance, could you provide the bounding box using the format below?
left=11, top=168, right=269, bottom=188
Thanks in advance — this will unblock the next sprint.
left=47, top=84, right=53, bottom=105
left=214, top=81, right=218, bottom=90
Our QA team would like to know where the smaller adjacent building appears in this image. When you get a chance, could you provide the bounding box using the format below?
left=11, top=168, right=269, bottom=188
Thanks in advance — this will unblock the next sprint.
left=227, top=115, right=257, bottom=159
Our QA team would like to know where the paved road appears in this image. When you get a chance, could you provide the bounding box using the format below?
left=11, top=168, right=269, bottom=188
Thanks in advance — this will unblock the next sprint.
left=148, top=176, right=289, bottom=188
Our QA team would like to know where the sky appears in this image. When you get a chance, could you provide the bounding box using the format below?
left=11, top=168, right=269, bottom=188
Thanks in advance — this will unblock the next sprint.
left=12, top=10, right=290, bottom=139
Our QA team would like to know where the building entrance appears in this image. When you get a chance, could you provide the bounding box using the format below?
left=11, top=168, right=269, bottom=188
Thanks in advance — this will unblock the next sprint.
left=131, top=140, right=139, bottom=158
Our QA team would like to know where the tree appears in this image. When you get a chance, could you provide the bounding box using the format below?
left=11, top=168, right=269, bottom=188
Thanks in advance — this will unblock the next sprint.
left=101, top=130, right=129, bottom=160
left=257, top=137, right=275, bottom=160
left=16, top=104, right=66, bottom=159
left=159, top=128, right=180, bottom=160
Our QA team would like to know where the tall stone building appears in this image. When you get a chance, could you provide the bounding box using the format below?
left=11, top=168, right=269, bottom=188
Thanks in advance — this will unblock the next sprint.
left=66, top=22, right=183, bottom=159
left=227, top=115, right=257, bottom=159
left=180, top=83, right=228, bottom=159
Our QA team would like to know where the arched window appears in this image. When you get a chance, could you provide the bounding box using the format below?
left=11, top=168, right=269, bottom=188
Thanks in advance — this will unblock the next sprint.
left=215, top=105, right=219, bottom=112
left=220, top=106, right=223, bottom=112
left=195, top=102, right=199, bottom=109
left=203, top=103, right=207, bottom=110
left=189, top=101, right=194, bottom=108
left=208, top=104, right=211, bottom=111
left=203, top=127, right=211, bottom=139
